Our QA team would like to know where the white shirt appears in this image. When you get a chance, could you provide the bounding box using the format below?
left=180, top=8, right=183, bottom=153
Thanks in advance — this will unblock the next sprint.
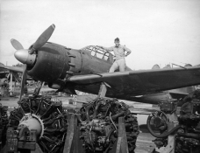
left=104, top=45, right=131, bottom=60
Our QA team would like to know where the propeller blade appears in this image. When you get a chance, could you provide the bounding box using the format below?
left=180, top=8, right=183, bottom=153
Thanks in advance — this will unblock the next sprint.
left=32, top=24, right=55, bottom=51
left=19, top=64, right=27, bottom=101
left=10, top=39, right=24, bottom=50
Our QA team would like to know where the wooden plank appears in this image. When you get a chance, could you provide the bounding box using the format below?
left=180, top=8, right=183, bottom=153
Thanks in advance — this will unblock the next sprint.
left=116, top=137, right=122, bottom=153
left=72, top=116, right=78, bottom=153
left=63, top=114, right=75, bottom=153
left=73, top=126, right=85, bottom=153
left=118, top=117, right=129, bottom=153
left=31, top=143, right=43, bottom=153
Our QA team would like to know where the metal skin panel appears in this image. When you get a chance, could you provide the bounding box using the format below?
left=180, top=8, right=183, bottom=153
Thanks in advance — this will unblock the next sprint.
left=68, top=49, right=83, bottom=74
left=69, top=66, right=200, bottom=103
left=17, top=40, right=199, bottom=104
left=25, top=43, right=113, bottom=90
left=27, top=43, right=70, bottom=83
left=80, top=49, right=111, bottom=74
left=0, top=65, right=23, bottom=73
left=10, top=24, right=200, bottom=105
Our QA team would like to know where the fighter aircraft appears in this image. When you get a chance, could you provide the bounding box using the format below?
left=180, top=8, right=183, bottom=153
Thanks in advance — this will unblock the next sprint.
left=0, top=63, right=34, bottom=83
left=0, top=63, right=23, bottom=81
left=0, top=63, right=35, bottom=96
left=10, top=24, right=200, bottom=103
left=0, top=63, right=24, bottom=94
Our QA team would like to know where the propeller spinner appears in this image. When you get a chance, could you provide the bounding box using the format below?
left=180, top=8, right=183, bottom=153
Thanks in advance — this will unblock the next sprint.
left=10, top=24, right=56, bottom=100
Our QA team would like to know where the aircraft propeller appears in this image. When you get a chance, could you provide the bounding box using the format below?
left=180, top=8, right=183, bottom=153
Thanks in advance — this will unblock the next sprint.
left=29, top=24, right=55, bottom=54
left=10, top=39, right=27, bottom=101
left=10, top=24, right=55, bottom=101
left=10, top=39, right=24, bottom=50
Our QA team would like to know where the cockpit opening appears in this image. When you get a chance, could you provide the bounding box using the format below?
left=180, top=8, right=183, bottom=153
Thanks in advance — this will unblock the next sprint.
left=82, top=45, right=110, bottom=61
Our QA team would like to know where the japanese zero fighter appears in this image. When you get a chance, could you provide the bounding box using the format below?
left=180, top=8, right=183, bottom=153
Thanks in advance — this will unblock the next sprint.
left=0, top=63, right=23, bottom=85
left=10, top=24, right=200, bottom=103
left=0, top=63, right=33, bottom=95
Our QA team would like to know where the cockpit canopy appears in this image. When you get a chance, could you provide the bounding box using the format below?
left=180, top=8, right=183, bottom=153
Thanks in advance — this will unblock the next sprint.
left=82, top=45, right=112, bottom=61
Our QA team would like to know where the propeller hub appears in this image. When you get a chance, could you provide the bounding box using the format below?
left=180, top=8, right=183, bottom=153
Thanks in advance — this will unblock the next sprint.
left=14, top=49, right=36, bottom=66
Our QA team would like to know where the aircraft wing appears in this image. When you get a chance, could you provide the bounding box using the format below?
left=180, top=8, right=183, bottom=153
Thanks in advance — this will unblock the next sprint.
left=0, top=65, right=23, bottom=73
left=68, top=66, right=200, bottom=97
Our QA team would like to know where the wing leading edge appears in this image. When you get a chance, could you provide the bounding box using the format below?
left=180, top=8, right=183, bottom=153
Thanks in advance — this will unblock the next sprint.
left=68, top=66, right=200, bottom=98
left=0, top=65, right=23, bottom=73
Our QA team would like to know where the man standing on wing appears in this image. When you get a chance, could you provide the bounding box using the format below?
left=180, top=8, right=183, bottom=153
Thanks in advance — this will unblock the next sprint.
left=98, top=37, right=132, bottom=72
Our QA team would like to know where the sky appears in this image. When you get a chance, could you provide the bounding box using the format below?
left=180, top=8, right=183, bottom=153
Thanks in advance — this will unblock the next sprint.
left=1, top=0, right=200, bottom=70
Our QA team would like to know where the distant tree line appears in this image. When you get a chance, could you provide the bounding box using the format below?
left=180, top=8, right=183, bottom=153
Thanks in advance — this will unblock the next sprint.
left=13, top=63, right=23, bottom=67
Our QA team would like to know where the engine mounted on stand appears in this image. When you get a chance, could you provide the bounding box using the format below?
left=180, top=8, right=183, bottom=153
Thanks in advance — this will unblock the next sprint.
left=5, top=95, right=68, bottom=153
left=1, top=94, right=140, bottom=153
left=147, top=89, right=200, bottom=153
left=176, top=90, right=200, bottom=153
left=78, top=98, right=139, bottom=153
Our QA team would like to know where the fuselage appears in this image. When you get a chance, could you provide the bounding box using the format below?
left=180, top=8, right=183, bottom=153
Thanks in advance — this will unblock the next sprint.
left=26, top=43, right=112, bottom=83
left=11, top=24, right=199, bottom=104
left=19, top=42, right=194, bottom=104
left=26, top=43, right=131, bottom=89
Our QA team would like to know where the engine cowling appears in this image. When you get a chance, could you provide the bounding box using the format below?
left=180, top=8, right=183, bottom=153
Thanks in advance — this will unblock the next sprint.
left=27, top=43, right=70, bottom=84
